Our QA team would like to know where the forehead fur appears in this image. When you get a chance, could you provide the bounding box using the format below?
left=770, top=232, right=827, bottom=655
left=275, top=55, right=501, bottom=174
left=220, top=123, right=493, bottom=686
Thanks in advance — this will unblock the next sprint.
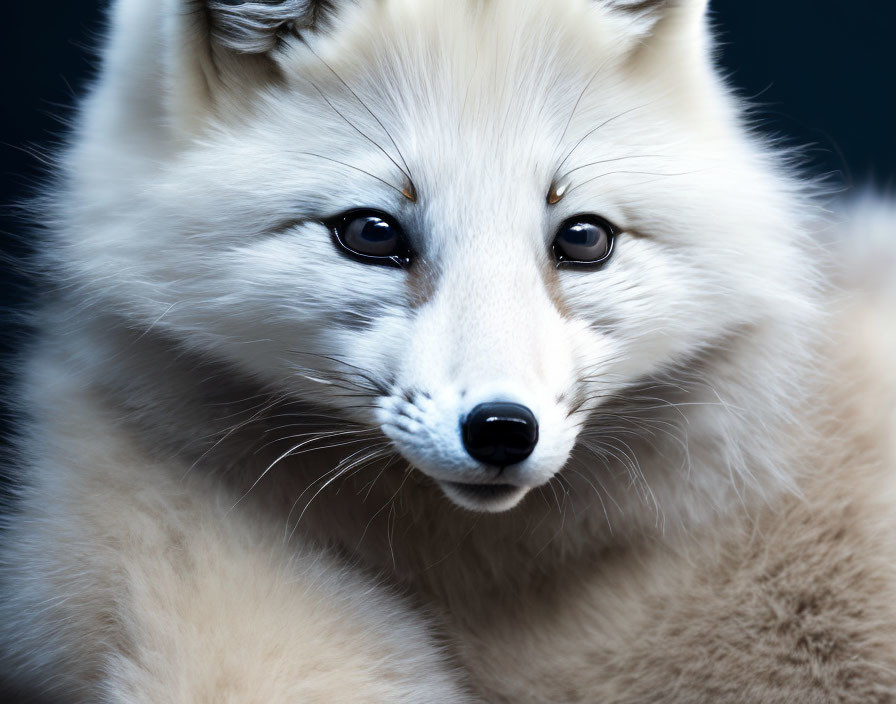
left=287, top=0, right=637, bottom=83
left=261, top=0, right=697, bottom=196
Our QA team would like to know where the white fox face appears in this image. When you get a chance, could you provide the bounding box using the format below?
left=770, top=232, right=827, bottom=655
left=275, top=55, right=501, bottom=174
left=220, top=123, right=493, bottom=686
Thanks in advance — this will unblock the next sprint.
left=63, top=0, right=814, bottom=512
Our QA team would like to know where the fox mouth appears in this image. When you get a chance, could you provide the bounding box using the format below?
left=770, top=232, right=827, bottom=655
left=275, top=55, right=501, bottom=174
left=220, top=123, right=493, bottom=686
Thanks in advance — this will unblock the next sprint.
left=439, top=481, right=529, bottom=512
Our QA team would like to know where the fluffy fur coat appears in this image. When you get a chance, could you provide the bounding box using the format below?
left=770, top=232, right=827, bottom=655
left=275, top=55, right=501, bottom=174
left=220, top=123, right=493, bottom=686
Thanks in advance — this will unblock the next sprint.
left=2, top=0, right=895, bottom=701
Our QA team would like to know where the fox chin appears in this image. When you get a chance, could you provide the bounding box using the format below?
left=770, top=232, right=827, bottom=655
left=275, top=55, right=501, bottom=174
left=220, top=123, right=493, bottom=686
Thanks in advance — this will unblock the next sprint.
left=2, top=0, right=896, bottom=701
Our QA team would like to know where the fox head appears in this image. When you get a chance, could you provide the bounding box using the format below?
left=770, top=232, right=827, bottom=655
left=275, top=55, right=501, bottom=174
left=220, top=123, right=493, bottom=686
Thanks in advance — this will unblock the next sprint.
left=58, top=0, right=819, bottom=515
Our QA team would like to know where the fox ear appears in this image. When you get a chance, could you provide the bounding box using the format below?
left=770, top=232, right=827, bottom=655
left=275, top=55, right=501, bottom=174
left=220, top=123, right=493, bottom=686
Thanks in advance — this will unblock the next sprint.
left=598, top=0, right=711, bottom=76
left=598, top=0, right=709, bottom=60
left=600, top=0, right=708, bottom=36
left=205, top=0, right=337, bottom=53
left=165, top=1, right=339, bottom=132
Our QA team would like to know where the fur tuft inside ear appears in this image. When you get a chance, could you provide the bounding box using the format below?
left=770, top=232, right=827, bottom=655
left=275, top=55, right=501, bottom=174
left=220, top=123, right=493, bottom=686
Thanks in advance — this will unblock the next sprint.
left=206, top=0, right=336, bottom=53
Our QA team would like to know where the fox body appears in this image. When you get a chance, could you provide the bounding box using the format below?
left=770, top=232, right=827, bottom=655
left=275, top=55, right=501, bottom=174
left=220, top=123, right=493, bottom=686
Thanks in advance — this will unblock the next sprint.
left=2, top=0, right=896, bottom=701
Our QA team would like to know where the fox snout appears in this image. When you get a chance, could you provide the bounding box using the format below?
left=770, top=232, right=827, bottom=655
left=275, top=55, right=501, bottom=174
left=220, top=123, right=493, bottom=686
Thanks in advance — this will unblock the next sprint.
left=373, top=211, right=580, bottom=511
left=378, top=318, right=577, bottom=513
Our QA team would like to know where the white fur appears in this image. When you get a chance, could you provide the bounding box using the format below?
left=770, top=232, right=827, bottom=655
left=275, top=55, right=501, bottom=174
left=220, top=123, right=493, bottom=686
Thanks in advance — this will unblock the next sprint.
left=2, top=0, right=893, bottom=700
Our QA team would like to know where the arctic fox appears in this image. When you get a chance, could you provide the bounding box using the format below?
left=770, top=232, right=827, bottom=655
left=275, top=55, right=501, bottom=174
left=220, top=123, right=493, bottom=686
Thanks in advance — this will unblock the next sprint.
left=2, top=0, right=896, bottom=701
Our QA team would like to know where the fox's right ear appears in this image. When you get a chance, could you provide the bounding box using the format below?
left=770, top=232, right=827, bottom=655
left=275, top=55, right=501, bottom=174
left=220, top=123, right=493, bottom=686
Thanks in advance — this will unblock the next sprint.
left=147, top=0, right=341, bottom=133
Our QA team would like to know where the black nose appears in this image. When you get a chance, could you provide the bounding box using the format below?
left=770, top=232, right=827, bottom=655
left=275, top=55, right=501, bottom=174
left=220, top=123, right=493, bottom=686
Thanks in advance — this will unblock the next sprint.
left=461, top=402, right=539, bottom=467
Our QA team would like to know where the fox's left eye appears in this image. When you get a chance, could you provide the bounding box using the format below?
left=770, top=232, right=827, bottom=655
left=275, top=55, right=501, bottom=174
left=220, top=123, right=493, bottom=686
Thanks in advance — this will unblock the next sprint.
left=328, top=210, right=412, bottom=267
left=552, top=215, right=616, bottom=267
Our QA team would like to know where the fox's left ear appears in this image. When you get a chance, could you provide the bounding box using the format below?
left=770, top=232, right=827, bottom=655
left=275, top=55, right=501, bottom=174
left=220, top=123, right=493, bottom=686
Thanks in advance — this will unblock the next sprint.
left=600, top=0, right=708, bottom=37
left=599, top=0, right=711, bottom=68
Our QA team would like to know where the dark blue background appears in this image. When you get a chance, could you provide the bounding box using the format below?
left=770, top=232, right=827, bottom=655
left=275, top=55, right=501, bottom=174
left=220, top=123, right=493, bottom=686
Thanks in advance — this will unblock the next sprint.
left=1, top=1, right=895, bottom=441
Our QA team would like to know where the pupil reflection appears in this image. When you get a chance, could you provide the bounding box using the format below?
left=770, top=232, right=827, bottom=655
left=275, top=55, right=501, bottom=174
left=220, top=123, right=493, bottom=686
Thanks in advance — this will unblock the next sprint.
left=363, top=220, right=392, bottom=242
left=565, top=224, right=596, bottom=246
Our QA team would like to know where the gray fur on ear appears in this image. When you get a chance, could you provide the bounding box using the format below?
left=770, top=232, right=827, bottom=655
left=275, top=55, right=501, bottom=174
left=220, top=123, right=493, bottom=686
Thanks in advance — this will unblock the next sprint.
left=206, top=0, right=337, bottom=53
left=601, top=0, right=706, bottom=27
left=599, top=0, right=708, bottom=45
left=604, top=0, right=671, bottom=12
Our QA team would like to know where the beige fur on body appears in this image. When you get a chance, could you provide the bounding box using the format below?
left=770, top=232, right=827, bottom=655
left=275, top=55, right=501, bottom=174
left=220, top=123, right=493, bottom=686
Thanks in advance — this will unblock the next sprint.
left=3, top=0, right=896, bottom=701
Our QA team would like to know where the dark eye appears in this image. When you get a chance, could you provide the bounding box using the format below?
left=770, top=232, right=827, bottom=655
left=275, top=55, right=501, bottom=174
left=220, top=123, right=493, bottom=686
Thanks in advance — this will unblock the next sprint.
left=328, top=210, right=412, bottom=267
left=552, top=215, right=616, bottom=267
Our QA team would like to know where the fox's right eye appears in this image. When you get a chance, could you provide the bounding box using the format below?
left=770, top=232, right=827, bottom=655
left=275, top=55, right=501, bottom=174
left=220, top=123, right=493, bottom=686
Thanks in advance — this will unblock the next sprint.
left=328, top=210, right=412, bottom=268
